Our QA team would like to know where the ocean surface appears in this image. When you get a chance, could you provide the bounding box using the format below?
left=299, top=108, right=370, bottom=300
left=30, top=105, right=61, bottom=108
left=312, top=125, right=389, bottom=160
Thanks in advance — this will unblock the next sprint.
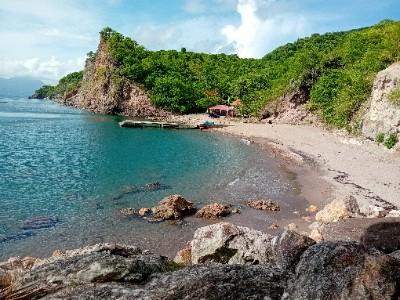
left=0, top=98, right=306, bottom=259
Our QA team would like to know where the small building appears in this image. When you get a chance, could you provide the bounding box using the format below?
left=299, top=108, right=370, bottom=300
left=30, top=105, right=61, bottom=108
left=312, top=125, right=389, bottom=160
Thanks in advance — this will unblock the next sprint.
left=208, top=105, right=235, bottom=117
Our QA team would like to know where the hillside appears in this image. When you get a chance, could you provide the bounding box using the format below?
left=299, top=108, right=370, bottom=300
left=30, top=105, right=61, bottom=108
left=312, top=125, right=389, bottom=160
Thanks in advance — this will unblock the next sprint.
left=34, top=20, right=400, bottom=129
left=0, top=77, right=44, bottom=98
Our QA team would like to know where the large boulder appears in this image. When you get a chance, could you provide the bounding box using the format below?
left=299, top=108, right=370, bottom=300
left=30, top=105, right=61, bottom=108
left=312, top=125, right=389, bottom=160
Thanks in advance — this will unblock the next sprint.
left=284, top=242, right=400, bottom=299
left=316, top=195, right=360, bottom=224
left=151, top=195, right=196, bottom=221
left=0, top=244, right=170, bottom=299
left=190, top=222, right=274, bottom=265
left=362, top=63, right=400, bottom=140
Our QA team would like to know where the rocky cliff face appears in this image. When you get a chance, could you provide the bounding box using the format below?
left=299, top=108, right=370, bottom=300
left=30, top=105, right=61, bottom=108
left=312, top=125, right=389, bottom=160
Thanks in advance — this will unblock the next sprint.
left=362, top=63, right=400, bottom=140
left=62, top=39, right=169, bottom=118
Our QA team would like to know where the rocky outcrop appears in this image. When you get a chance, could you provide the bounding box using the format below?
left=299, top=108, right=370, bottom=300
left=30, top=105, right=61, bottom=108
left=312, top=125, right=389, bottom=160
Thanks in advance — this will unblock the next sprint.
left=2, top=224, right=400, bottom=299
left=362, top=63, right=400, bottom=140
left=315, top=195, right=360, bottom=224
left=63, top=38, right=168, bottom=118
left=151, top=194, right=196, bottom=221
left=195, top=203, right=231, bottom=219
left=284, top=242, right=400, bottom=299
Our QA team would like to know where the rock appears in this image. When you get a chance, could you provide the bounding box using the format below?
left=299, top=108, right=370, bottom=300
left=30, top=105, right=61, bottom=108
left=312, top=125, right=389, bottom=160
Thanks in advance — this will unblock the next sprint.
left=52, top=249, right=65, bottom=257
left=21, top=216, right=59, bottom=230
left=386, top=210, right=400, bottom=218
left=144, top=181, right=162, bottom=191
left=232, top=208, right=241, bottom=214
left=0, top=268, right=11, bottom=288
left=47, top=265, right=287, bottom=300
left=271, top=230, right=316, bottom=272
left=284, top=242, right=400, bottom=299
left=0, top=243, right=170, bottom=300
left=151, top=195, right=196, bottom=221
left=285, top=223, right=298, bottom=231
left=360, top=221, right=400, bottom=253
left=390, top=250, right=400, bottom=261
left=174, top=243, right=192, bottom=266
left=270, top=223, right=279, bottom=230
left=309, top=228, right=324, bottom=242
left=190, top=222, right=274, bottom=265
left=305, top=205, right=318, bottom=213
left=247, top=200, right=280, bottom=212
left=315, top=195, right=360, bottom=224
left=362, top=63, right=400, bottom=139
left=119, top=207, right=136, bottom=216
left=195, top=203, right=231, bottom=219
left=365, top=205, right=389, bottom=218
left=138, top=207, right=151, bottom=217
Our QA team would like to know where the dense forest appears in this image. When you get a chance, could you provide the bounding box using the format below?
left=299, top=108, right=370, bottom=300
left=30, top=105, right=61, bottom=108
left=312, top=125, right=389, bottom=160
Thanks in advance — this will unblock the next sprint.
left=34, top=20, right=400, bottom=129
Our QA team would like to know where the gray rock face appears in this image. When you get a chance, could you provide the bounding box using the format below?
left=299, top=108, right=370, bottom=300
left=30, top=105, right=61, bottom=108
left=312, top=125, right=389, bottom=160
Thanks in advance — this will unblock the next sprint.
left=1, top=244, right=170, bottom=299
left=45, top=265, right=286, bottom=300
left=190, top=222, right=274, bottom=265
left=362, top=63, right=400, bottom=139
left=284, top=242, right=400, bottom=300
left=271, top=230, right=316, bottom=272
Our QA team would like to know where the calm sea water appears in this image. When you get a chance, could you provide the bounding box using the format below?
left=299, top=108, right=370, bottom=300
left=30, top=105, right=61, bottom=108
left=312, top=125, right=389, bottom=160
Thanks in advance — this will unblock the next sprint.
left=0, top=98, right=305, bottom=259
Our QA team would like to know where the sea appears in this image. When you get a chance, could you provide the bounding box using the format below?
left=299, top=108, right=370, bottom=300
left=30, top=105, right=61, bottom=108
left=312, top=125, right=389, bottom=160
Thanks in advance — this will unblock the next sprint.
left=0, top=98, right=307, bottom=259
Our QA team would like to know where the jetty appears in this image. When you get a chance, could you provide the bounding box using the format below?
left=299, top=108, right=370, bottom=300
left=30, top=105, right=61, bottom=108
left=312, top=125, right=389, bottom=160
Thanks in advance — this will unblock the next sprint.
left=119, top=120, right=198, bottom=129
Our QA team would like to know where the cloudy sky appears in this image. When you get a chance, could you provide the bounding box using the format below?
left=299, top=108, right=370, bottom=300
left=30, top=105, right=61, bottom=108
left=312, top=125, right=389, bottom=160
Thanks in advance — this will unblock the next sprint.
left=0, top=0, right=399, bottom=83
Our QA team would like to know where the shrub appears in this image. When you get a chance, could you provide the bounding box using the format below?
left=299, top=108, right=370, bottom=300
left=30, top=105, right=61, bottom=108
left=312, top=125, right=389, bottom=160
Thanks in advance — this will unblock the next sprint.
left=384, top=133, right=398, bottom=149
left=375, top=132, right=385, bottom=144
left=388, top=87, right=400, bottom=105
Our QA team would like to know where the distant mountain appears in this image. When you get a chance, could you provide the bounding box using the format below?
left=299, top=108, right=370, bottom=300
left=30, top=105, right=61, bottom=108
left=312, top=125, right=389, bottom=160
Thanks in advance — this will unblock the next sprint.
left=0, top=77, right=44, bottom=98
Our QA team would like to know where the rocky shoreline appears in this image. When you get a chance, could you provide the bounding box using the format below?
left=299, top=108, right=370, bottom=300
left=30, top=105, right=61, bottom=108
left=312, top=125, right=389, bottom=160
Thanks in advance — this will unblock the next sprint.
left=1, top=221, right=399, bottom=299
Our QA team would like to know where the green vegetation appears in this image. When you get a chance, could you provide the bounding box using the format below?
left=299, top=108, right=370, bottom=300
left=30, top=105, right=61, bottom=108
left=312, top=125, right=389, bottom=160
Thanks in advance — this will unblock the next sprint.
left=388, top=87, right=400, bottom=105
left=384, top=133, right=398, bottom=149
left=375, top=132, right=385, bottom=144
left=32, top=71, right=83, bottom=100
left=34, top=20, right=400, bottom=129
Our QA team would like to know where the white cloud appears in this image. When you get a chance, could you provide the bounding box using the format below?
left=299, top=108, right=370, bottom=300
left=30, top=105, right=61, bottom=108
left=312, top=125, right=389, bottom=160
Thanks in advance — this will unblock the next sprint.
left=133, top=16, right=229, bottom=53
left=0, top=57, right=85, bottom=84
left=222, top=0, right=309, bottom=58
left=184, top=0, right=207, bottom=14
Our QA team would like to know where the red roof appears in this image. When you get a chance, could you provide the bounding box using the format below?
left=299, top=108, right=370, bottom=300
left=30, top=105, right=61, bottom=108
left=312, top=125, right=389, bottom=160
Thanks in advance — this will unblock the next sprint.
left=208, top=105, right=234, bottom=111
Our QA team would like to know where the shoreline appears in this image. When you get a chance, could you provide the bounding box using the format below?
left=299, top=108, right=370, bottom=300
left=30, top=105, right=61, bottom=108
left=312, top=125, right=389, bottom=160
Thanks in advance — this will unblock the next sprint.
left=171, top=113, right=400, bottom=211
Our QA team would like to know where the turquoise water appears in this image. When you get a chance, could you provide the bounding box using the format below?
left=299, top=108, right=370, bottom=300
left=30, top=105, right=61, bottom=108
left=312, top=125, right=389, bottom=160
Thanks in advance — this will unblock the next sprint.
left=0, top=98, right=304, bottom=259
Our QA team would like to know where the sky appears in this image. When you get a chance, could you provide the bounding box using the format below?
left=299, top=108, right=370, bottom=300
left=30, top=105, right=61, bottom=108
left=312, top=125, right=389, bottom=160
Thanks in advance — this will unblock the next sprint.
left=0, top=0, right=399, bottom=84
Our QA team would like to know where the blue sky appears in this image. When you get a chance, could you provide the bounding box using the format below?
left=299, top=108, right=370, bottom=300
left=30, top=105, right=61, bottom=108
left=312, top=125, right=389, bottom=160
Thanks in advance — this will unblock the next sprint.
left=0, top=0, right=399, bottom=83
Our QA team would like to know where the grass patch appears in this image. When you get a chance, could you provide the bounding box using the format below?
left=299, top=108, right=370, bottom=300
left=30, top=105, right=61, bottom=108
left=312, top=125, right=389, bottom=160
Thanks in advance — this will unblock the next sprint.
left=384, top=133, right=398, bottom=149
left=388, top=87, right=400, bottom=105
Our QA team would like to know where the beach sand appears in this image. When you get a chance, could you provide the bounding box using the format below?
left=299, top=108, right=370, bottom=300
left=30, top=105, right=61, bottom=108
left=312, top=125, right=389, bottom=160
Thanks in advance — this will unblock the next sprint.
left=174, top=114, right=400, bottom=211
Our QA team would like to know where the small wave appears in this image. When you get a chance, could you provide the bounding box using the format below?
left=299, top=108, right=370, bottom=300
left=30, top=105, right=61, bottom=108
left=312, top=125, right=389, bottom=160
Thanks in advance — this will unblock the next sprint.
left=228, top=178, right=240, bottom=186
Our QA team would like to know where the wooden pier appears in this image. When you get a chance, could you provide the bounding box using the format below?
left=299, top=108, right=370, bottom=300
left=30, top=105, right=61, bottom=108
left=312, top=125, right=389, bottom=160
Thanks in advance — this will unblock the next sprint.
left=119, top=120, right=198, bottom=129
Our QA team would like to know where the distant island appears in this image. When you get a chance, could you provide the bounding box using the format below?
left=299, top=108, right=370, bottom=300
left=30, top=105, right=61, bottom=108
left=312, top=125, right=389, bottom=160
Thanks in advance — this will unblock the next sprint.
left=0, top=77, right=44, bottom=98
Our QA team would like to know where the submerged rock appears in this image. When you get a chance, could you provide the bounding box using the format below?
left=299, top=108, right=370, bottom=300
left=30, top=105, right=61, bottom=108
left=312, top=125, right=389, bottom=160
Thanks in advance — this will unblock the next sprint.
left=247, top=200, right=280, bottom=212
left=119, top=207, right=136, bottom=216
left=21, top=216, right=60, bottom=230
left=315, top=195, right=360, bottom=224
left=195, top=203, right=231, bottom=219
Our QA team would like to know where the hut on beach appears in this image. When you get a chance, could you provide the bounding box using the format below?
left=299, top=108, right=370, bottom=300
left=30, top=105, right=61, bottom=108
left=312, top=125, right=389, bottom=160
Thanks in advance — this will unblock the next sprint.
left=208, top=105, right=235, bottom=117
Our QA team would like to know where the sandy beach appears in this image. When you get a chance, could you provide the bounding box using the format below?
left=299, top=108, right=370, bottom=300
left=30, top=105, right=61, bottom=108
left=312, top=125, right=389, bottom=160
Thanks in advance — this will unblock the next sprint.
left=173, top=114, right=400, bottom=212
